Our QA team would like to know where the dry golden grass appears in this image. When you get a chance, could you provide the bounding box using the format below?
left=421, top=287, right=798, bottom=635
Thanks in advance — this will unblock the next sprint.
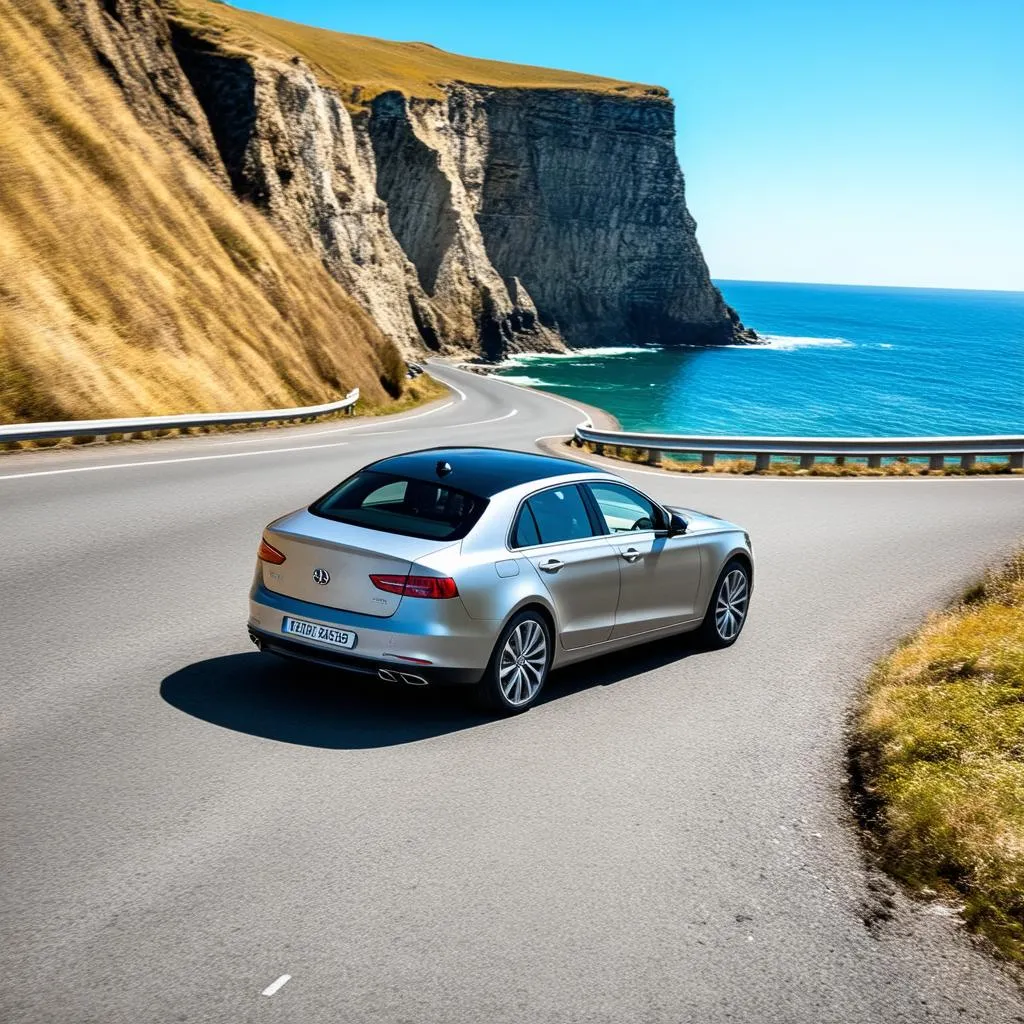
left=573, top=443, right=1023, bottom=478
left=0, top=0, right=407, bottom=424
left=169, top=0, right=664, bottom=105
left=0, top=372, right=451, bottom=452
left=852, top=551, right=1024, bottom=961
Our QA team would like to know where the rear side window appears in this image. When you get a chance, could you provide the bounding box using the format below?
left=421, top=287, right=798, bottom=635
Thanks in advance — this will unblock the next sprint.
left=512, top=505, right=541, bottom=547
left=311, top=470, right=487, bottom=540
left=517, top=485, right=595, bottom=545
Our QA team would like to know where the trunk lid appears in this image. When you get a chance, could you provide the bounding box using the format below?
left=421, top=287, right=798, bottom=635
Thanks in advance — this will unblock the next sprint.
left=261, top=509, right=455, bottom=617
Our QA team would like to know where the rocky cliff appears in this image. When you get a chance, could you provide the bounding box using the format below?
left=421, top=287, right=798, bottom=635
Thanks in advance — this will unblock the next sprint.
left=58, top=0, right=752, bottom=360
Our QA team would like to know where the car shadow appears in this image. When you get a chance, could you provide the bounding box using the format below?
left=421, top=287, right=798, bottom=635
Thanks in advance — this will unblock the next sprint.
left=160, top=636, right=700, bottom=749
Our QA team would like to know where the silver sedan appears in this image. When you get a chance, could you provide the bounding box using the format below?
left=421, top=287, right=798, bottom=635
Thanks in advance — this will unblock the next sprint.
left=247, top=447, right=753, bottom=713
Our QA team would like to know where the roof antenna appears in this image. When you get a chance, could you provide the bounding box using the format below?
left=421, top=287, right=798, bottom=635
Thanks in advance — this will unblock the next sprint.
left=436, top=459, right=452, bottom=478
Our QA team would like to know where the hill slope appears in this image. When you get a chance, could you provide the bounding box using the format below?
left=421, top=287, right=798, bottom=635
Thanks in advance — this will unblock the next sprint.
left=0, top=0, right=404, bottom=423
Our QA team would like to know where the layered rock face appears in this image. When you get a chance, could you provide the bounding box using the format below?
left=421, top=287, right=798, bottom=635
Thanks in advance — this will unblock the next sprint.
left=475, top=88, right=741, bottom=347
left=59, top=0, right=750, bottom=359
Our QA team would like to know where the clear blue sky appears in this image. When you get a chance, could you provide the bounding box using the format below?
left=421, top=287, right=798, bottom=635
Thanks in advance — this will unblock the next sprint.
left=237, top=1, right=1022, bottom=290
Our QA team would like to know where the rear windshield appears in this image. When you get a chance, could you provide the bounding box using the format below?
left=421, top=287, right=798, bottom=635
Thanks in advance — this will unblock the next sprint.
left=310, top=470, right=488, bottom=541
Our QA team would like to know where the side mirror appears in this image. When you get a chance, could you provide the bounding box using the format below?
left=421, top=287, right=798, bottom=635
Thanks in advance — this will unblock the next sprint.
left=667, top=512, right=688, bottom=537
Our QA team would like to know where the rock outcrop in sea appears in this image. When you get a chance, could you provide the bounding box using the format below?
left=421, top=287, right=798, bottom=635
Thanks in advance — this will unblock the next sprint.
left=57, top=0, right=754, bottom=359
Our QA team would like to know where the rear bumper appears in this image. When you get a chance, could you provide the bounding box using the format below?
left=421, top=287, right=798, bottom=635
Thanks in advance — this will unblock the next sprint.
left=248, top=627, right=482, bottom=685
left=247, top=579, right=491, bottom=685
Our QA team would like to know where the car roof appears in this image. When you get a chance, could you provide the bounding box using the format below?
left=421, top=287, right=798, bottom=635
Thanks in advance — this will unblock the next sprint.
left=367, top=446, right=603, bottom=497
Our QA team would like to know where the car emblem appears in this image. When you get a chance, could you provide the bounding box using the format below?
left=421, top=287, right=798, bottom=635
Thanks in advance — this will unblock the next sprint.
left=312, top=568, right=330, bottom=586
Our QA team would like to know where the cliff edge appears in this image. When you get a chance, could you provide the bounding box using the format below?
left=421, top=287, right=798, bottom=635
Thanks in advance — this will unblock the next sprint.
left=58, top=0, right=754, bottom=362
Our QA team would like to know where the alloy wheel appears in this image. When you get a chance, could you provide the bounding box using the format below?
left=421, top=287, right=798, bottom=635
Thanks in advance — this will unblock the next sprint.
left=498, top=619, right=548, bottom=706
left=715, top=568, right=749, bottom=641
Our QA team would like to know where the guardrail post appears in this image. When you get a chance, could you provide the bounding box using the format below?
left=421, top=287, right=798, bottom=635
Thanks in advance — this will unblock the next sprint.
left=594, top=443, right=605, bottom=456
left=646, top=448, right=661, bottom=466
left=929, top=455, right=944, bottom=470
left=1011, top=453, right=1024, bottom=470
left=701, top=451, right=716, bottom=468
left=755, top=453, right=770, bottom=471
left=799, top=454, right=815, bottom=470
left=867, top=455, right=882, bottom=469
left=835, top=456, right=846, bottom=466
left=960, top=454, right=976, bottom=470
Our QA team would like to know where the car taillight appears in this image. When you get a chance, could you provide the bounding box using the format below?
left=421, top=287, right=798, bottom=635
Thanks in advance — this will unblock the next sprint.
left=370, top=574, right=459, bottom=599
left=257, top=538, right=286, bottom=564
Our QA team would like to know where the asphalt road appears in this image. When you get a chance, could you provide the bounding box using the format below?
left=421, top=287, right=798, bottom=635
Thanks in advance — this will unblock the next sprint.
left=2, top=364, right=1023, bottom=1023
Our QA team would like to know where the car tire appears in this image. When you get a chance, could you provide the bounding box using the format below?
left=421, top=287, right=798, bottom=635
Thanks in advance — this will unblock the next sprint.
left=695, top=558, right=751, bottom=649
left=474, top=609, right=552, bottom=714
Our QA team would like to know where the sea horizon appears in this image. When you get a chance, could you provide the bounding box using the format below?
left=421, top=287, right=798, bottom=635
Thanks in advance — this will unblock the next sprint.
left=715, top=279, right=1024, bottom=297
left=495, top=280, right=1024, bottom=437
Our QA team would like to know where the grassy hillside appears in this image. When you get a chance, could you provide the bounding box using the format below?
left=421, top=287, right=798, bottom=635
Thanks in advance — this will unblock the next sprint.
left=0, top=0, right=405, bottom=424
left=168, top=0, right=665, bottom=104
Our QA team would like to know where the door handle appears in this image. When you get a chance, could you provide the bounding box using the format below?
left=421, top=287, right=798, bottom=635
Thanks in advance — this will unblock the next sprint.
left=539, top=559, right=564, bottom=573
left=621, top=548, right=642, bottom=563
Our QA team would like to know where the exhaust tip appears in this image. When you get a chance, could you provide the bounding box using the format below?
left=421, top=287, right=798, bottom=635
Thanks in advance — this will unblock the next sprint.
left=400, top=673, right=429, bottom=687
left=378, top=668, right=398, bottom=682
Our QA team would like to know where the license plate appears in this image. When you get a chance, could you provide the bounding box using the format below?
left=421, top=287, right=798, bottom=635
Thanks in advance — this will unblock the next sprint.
left=282, top=617, right=356, bottom=650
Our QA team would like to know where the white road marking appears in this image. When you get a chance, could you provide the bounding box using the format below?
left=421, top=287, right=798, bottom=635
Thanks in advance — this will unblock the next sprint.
left=0, top=440, right=351, bottom=482
left=359, top=407, right=518, bottom=434
left=438, top=407, right=517, bottom=428
left=261, top=974, right=291, bottom=997
left=439, top=362, right=592, bottom=426
left=0, top=406, right=520, bottom=483
left=171, top=399, right=459, bottom=447
left=441, top=375, right=468, bottom=402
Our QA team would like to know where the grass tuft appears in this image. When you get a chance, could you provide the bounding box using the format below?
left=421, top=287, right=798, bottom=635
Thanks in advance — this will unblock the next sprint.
left=851, top=551, right=1024, bottom=962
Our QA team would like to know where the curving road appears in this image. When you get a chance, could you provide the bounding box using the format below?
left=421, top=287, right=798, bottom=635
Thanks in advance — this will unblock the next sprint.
left=2, top=364, right=1022, bottom=1023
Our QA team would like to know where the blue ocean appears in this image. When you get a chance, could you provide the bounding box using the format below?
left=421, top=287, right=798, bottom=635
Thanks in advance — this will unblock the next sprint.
left=495, top=281, right=1024, bottom=436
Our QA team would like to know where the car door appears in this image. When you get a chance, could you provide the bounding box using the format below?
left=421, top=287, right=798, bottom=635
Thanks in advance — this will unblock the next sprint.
left=582, top=481, right=702, bottom=639
left=513, top=484, right=621, bottom=650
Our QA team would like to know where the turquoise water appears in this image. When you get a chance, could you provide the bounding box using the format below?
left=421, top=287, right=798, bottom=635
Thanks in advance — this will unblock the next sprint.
left=495, top=281, right=1024, bottom=436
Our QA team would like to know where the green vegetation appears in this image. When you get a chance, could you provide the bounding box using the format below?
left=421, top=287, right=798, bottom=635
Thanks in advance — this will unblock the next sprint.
left=0, top=0, right=407, bottom=424
left=168, top=0, right=665, bottom=105
left=851, top=551, right=1024, bottom=961
left=572, top=442, right=1023, bottom=477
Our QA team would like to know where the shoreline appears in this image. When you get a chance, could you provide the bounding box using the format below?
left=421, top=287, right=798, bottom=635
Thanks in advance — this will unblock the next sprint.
left=451, top=357, right=1023, bottom=479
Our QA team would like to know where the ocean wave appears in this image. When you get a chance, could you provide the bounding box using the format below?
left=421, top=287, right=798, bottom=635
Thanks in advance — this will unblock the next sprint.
left=497, top=374, right=558, bottom=387
left=743, top=335, right=853, bottom=350
left=500, top=345, right=661, bottom=368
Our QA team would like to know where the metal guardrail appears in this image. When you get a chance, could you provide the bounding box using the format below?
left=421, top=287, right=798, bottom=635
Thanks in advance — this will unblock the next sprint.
left=574, top=425, right=1024, bottom=470
left=0, top=388, right=360, bottom=444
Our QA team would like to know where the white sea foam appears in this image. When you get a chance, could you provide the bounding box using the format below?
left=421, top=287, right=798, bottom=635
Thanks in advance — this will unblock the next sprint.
left=497, top=374, right=557, bottom=387
left=730, top=334, right=853, bottom=350
left=500, top=345, right=660, bottom=369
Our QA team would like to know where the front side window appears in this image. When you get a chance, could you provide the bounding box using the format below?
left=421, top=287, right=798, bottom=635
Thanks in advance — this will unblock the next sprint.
left=518, top=485, right=596, bottom=545
left=586, top=482, right=664, bottom=534
left=311, top=471, right=487, bottom=540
